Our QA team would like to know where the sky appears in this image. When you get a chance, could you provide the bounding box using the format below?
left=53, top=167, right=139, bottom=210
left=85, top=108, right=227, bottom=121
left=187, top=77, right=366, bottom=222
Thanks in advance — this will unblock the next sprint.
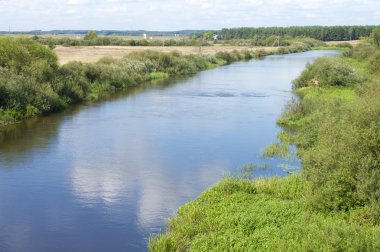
left=0, top=0, right=379, bottom=31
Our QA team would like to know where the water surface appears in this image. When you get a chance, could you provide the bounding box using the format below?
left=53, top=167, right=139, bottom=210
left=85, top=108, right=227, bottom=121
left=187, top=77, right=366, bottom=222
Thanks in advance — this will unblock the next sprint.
left=0, top=50, right=339, bottom=252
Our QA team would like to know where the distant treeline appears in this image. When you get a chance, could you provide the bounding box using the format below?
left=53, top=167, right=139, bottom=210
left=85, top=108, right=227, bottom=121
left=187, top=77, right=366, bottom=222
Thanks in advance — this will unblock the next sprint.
left=0, top=29, right=207, bottom=37
left=32, top=34, right=208, bottom=48
left=217, top=26, right=378, bottom=41
left=34, top=31, right=328, bottom=48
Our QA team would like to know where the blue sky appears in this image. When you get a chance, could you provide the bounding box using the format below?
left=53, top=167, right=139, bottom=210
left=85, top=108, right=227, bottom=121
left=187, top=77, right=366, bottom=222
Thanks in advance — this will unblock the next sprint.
left=0, top=0, right=379, bottom=31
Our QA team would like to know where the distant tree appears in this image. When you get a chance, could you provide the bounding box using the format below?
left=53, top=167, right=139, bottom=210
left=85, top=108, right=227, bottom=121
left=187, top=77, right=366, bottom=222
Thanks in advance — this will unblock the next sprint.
left=203, top=32, right=214, bottom=41
left=84, top=31, right=98, bottom=40
left=371, top=27, right=380, bottom=48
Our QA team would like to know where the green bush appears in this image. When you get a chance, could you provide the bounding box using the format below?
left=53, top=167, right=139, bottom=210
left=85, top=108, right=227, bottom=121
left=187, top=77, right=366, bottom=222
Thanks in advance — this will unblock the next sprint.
left=300, top=88, right=380, bottom=213
left=346, top=43, right=377, bottom=60
left=367, top=51, right=380, bottom=74
left=371, top=27, right=380, bottom=48
left=281, top=55, right=380, bottom=215
left=293, top=57, right=361, bottom=88
left=0, top=37, right=58, bottom=75
left=215, top=51, right=238, bottom=64
left=335, top=42, right=353, bottom=49
left=54, top=61, right=90, bottom=103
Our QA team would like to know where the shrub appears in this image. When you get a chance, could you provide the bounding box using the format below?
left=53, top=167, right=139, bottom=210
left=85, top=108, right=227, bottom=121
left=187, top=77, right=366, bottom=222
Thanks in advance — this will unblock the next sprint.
left=0, top=37, right=58, bottom=76
left=371, top=27, right=380, bottom=48
left=347, top=43, right=377, bottom=60
left=54, top=61, right=90, bottom=103
left=301, top=90, right=380, bottom=212
left=215, top=51, right=238, bottom=64
left=293, top=57, right=361, bottom=88
left=367, top=51, right=380, bottom=75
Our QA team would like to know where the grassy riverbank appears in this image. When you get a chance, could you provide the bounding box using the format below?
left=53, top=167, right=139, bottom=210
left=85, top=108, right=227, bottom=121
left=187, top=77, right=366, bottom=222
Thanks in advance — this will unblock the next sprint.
left=149, top=30, right=380, bottom=251
left=149, top=176, right=380, bottom=251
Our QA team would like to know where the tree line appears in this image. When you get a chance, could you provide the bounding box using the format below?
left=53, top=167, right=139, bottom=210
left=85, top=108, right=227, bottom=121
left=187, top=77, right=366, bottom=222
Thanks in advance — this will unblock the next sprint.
left=217, top=25, right=378, bottom=41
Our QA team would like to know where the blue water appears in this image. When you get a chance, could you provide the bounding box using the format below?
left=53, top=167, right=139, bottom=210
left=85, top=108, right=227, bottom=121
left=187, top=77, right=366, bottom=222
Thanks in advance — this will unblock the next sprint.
left=0, top=50, right=340, bottom=252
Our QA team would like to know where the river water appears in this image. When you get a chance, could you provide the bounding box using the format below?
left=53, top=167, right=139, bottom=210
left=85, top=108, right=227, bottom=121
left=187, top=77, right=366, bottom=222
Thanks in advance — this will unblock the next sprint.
left=0, top=50, right=339, bottom=252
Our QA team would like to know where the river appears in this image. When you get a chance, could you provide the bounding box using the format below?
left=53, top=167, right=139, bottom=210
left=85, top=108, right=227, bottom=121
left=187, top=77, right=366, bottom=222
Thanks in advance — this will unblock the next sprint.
left=0, top=50, right=339, bottom=252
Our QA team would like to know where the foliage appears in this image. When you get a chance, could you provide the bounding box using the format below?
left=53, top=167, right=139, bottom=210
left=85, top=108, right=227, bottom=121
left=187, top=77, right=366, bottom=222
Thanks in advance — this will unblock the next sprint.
left=223, top=36, right=325, bottom=48
left=54, top=61, right=91, bottom=103
left=371, top=27, right=380, bottom=48
left=292, top=57, right=361, bottom=88
left=368, top=51, right=380, bottom=75
left=277, top=37, right=380, bottom=217
left=0, top=37, right=62, bottom=122
left=84, top=30, right=98, bottom=41
left=217, top=25, right=377, bottom=41
left=344, top=42, right=377, bottom=60
left=0, top=37, right=58, bottom=81
left=1, top=38, right=262, bottom=126
left=150, top=36, right=380, bottom=251
left=149, top=175, right=380, bottom=251
left=281, top=82, right=380, bottom=215
left=32, top=34, right=207, bottom=47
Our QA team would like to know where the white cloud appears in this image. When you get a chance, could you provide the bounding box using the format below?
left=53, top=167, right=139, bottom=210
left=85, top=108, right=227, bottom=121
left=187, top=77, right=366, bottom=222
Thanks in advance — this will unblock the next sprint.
left=0, top=0, right=379, bottom=30
left=66, top=0, right=91, bottom=5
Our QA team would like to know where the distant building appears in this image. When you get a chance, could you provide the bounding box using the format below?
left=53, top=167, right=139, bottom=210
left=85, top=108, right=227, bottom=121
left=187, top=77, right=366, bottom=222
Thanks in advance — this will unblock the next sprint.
left=213, top=34, right=218, bottom=40
left=143, top=33, right=147, bottom=39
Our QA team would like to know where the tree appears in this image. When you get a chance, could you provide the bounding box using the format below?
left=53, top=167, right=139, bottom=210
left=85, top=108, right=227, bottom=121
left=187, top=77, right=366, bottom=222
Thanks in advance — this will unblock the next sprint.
left=84, top=30, right=98, bottom=41
left=371, top=27, right=380, bottom=48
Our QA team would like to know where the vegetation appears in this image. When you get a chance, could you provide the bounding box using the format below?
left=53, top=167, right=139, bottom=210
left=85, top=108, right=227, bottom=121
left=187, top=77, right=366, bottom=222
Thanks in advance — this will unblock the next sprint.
left=292, top=57, right=362, bottom=88
left=273, top=33, right=380, bottom=225
left=217, top=25, right=378, bottom=41
left=0, top=29, right=205, bottom=37
left=30, top=26, right=379, bottom=48
left=149, top=175, right=380, bottom=251
left=32, top=31, right=210, bottom=47
left=1, top=37, right=292, bottom=126
left=277, top=45, right=380, bottom=215
left=150, top=32, right=380, bottom=251
left=220, top=36, right=326, bottom=48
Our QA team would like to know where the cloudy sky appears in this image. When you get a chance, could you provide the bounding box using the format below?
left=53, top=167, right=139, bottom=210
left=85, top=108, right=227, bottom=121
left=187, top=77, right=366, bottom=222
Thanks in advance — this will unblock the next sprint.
left=0, top=0, right=379, bottom=31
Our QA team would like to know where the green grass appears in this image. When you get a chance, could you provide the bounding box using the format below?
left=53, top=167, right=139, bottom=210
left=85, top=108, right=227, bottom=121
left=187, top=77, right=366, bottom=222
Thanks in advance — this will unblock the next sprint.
left=277, top=86, right=355, bottom=128
left=343, top=57, right=370, bottom=76
left=295, top=86, right=355, bottom=100
left=313, top=46, right=347, bottom=51
left=149, top=175, right=380, bottom=251
left=149, top=71, right=169, bottom=80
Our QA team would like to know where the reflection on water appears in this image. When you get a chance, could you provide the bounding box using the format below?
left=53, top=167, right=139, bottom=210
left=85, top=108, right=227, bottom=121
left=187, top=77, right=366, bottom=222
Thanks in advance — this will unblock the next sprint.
left=0, top=50, right=340, bottom=252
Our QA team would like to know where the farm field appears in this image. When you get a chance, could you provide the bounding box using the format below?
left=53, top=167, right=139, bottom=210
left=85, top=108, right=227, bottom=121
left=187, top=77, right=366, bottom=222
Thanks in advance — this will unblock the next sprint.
left=54, top=45, right=276, bottom=64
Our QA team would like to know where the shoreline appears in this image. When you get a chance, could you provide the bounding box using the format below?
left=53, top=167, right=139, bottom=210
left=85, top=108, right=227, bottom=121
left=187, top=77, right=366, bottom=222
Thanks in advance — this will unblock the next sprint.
left=148, top=40, right=380, bottom=251
left=0, top=38, right=316, bottom=128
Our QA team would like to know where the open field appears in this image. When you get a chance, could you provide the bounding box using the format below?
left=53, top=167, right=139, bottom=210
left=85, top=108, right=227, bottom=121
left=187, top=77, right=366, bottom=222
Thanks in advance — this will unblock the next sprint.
left=54, top=45, right=277, bottom=64
left=326, top=40, right=360, bottom=46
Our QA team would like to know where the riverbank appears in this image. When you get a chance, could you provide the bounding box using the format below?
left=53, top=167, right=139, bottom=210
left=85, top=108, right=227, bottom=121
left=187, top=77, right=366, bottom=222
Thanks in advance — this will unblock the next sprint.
left=0, top=37, right=317, bottom=127
left=149, top=176, right=380, bottom=251
left=149, top=33, right=380, bottom=251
